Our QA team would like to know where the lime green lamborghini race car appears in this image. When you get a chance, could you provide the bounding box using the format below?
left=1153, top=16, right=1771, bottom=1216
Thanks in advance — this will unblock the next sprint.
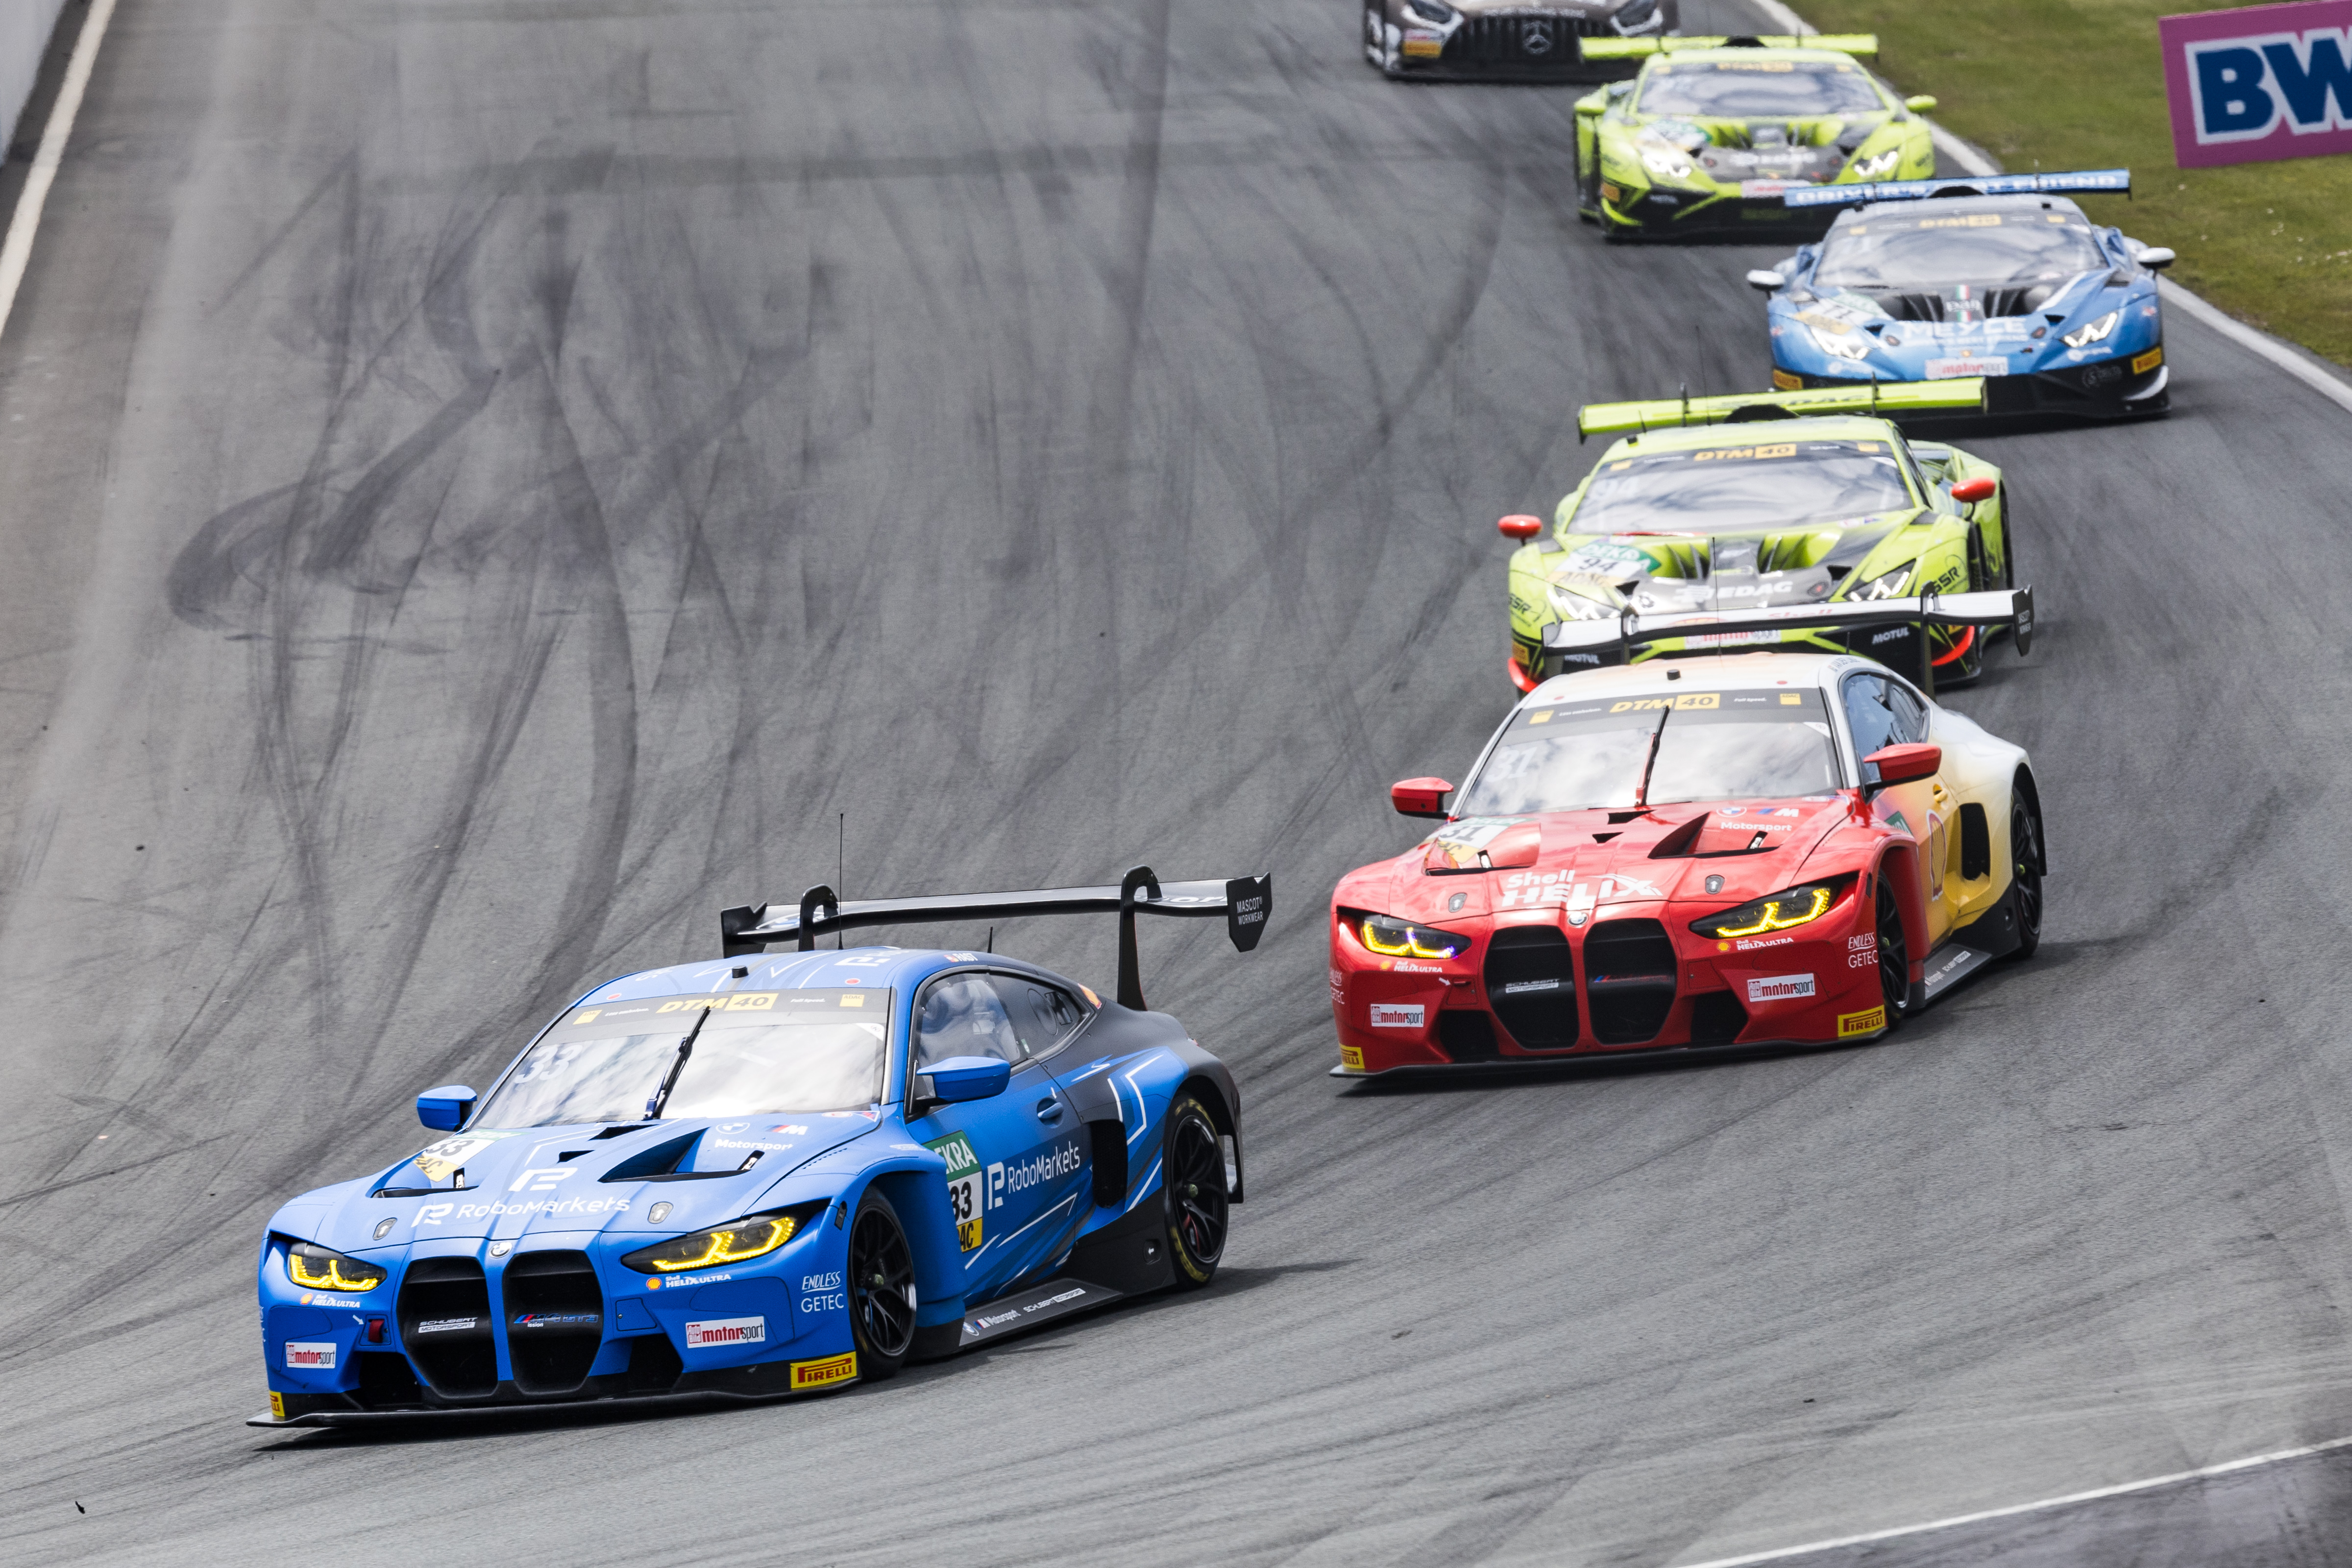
left=1502, top=382, right=2015, bottom=692
left=1573, top=35, right=1938, bottom=239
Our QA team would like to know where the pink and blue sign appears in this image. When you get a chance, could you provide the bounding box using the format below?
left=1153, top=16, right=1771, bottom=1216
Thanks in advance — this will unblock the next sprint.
left=2161, top=0, right=2352, bottom=167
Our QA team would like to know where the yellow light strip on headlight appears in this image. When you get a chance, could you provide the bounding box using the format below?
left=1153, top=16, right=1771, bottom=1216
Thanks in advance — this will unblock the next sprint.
left=647, top=1214, right=799, bottom=1273
left=1713, top=886, right=1833, bottom=938
left=1359, top=918, right=1459, bottom=960
left=286, top=1246, right=387, bottom=1292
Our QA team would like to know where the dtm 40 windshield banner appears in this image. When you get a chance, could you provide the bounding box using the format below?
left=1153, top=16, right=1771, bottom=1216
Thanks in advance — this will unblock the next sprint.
left=2162, top=0, right=2352, bottom=167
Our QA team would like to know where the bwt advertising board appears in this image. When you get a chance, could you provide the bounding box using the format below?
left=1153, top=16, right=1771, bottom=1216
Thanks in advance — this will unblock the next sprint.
left=2162, top=0, right=2352, bottom=167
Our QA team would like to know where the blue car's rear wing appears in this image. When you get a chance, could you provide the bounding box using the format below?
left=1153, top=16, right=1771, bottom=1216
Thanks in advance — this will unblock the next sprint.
left=1784, top=169, right=2130, bottom=211
left=719, top=870, right=1273, bottom=1010
left=1539, top=587, right=2033, bottom=697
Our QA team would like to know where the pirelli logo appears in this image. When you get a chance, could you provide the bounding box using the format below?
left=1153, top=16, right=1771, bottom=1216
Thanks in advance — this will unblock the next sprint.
left=1771, top=368, right=1802, bottom=391
left=790, top=1352, right=858, bottom=1391
left=2132, top=346, right=2163, bottom=374
left=1340, top=1044, right=1365, bottom=1071
left=1611, top=693, right=1719, bottom=712
left=1838, top=1006, right=1887, bottom=1038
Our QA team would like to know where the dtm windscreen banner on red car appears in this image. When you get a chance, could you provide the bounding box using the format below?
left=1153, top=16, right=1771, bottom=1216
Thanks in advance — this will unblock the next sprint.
left=2161, top=0, right=2352, bottom=168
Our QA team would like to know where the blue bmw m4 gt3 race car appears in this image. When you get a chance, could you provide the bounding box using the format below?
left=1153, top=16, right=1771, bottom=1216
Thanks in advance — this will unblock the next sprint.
left=1749, top=171, right=2176, bottom=419
left=250, top=868, right=1269, bottom=1426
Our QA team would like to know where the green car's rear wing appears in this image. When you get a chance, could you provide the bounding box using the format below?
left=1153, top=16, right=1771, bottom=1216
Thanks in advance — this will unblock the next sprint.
left=1785, top=168, right=2130, bottom=212
left=718, top=869, right=1272, bottom=1010
left=1577, top=379, right=1986, bottom=441
left=1538, top=587, right=2033, bottom=697
left=1582, top=34, right=1877, bottom=61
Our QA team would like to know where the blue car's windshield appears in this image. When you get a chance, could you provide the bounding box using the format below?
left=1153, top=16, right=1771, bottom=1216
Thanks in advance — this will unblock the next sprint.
left=1817, top=211, right=2109, bottom=290
left=1571, top=440, right=1913, bottom=535
left=1637, top=60, right=1886, bottom=118
left=473, top=988, right=890, bottom=1126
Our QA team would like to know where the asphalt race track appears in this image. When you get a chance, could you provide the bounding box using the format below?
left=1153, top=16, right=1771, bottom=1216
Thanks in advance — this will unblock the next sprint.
left=5, top=0, right=2352, bottom=1564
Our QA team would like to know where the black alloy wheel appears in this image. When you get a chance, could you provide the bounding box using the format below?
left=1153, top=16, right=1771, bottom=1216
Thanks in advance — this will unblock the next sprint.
left=1163, top=1095, right=1229, bottom=1289
left=2009, top=798, right=2044, bottom=961
left=1875, top=875, right=1910, bottom=1029
left=847, top=1189, right=916, bottom=1379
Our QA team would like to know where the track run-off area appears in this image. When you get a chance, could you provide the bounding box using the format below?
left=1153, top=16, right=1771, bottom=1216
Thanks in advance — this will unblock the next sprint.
left=4, top=0, right=2352, bottom=1563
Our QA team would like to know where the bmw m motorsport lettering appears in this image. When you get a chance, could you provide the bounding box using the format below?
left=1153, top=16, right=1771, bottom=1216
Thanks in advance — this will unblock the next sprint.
left=251, top=871, right=1262, bottom=1427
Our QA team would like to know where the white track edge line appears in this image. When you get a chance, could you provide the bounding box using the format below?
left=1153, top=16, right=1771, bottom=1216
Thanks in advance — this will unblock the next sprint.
left=0, top=0, right=119, bottom=349
left=1670, top=1433, right=2352, bottom=1568
left=1745, top=0, right=2352, bottom=417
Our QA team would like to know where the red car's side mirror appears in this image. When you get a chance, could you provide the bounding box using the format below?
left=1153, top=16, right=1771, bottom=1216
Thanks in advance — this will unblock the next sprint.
left=1497, top=514, right=1544, bottom=541
left=1391, top=777, right=1454, bottom=818
left=1863, top=743, right=1941, bottom=791
left=1948, top=477, right=1997, bottom=505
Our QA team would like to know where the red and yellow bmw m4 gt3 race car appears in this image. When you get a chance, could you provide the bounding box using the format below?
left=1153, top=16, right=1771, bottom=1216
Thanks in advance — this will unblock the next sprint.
left=1329, top=621, right=2043, bottom=1075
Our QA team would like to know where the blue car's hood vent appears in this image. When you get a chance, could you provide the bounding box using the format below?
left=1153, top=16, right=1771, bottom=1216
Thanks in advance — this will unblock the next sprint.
left=322, top=1113, right=880, bottom=1246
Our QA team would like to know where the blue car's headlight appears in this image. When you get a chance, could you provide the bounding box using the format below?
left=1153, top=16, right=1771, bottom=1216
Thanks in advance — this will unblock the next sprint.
left=2063, top=310, right=2121, bottom=349
left=621, top=1201, right=828, bottom=1275
left=285, top=1239, right=389, bottom=1293
left=1811, top=324, right=1874, bottom=362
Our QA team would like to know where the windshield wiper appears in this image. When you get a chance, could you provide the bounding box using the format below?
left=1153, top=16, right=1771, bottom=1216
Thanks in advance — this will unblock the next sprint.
left=644, top=1004, right=714, bottom=1120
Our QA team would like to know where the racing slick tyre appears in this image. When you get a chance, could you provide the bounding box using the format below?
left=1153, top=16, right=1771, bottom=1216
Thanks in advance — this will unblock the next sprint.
left=847, top=1188, right=917, bottom=1381
left=2009, top=797, right=2045, bottom=962
left=1163, top=1094, right=1229, bottom=1290
left=1875, top=875, right=1910, bottom=1030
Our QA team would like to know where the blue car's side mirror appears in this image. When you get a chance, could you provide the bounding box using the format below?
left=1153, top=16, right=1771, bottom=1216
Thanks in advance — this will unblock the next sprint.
left=911, top=1056, right=1012, bottom=1115
left=416, top=1084, right=477, bottom=1132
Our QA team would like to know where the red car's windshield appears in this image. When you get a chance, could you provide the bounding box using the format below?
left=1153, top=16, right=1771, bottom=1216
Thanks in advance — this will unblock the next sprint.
left=1455, top=687, right=1840, bottom=814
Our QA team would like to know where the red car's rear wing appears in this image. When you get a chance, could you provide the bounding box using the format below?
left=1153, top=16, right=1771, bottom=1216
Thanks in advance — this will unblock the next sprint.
left=718, top=870, right=1272, bottom=1011
left=1539, top=586, right=2033, bottom=695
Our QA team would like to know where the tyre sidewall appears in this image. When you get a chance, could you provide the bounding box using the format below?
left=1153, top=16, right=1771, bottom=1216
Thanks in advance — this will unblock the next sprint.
left=847, top=1187, right=911, bottom=1381
left=1163, top=1096, right=1227, bottom=1289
